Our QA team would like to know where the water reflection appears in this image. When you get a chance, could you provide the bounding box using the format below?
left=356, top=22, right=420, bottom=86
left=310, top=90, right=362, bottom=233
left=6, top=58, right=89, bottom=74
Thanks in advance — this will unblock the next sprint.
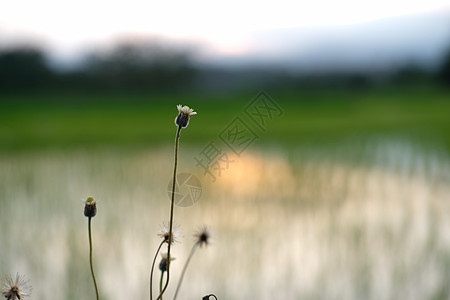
left=0, top=139, right=449, bottom=299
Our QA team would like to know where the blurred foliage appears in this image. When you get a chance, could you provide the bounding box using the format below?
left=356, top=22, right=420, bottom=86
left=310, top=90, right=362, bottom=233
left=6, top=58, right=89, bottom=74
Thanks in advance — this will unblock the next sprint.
left=0, top=39, right=449, bottom=94
left=438, top=49, right=450, bottom=85
left=81, top=41, right=195, bottom=91
left=0, top=47, right=54, bottom=91
left=0, top=41, right=196, bottom=93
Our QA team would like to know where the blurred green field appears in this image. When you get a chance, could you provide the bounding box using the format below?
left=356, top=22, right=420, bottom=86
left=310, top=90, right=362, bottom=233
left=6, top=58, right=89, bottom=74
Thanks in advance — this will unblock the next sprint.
left=0, top=85, right=449, bottom=150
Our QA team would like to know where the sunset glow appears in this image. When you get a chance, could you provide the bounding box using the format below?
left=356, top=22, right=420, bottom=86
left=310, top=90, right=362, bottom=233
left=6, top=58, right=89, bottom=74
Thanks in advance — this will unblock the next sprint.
left=1, top=0, right=449, bottom=57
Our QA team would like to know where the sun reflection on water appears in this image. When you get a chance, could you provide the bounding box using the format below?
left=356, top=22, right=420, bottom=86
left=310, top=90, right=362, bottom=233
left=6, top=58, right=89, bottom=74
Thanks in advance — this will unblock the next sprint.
left=1, top=139, right=450, bottom=299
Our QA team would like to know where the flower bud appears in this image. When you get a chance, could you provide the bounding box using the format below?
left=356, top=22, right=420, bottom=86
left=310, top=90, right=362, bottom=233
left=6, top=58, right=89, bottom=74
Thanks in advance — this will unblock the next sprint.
left=175, top=105, right=197, bottom=128
left=158, top=252, right=175, bottom=272
left=83, top=196, right=97, bottom=218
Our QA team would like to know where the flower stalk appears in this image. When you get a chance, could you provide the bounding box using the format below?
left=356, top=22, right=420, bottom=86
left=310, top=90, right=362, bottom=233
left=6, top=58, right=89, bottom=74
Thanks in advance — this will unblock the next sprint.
left=157, top=125, right=181, bottom=300
left=159, top=272, right=164, bottom=299
left=83, top=196, right=99, bottom=300
left=156, top=104, right=196, bottom=300
left=174, top=226, right=211, bottom=300
left=150, top=240, right=165, bottom=300
left=173, top=242, right=199, bottom=300
left=88, top=216, right=99, bottom=300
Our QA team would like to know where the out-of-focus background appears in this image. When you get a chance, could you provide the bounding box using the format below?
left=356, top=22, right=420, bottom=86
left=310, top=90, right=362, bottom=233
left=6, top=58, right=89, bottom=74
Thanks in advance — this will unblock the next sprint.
left=1, top=1, right=450, bottom=299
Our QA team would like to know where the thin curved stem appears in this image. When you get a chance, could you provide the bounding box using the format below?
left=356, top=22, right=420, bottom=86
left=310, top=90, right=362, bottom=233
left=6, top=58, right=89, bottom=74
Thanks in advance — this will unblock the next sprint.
left=157, top=125, right=182, bottom=300
left=88, top=216, right=99, bottom=300
left=173, top=242, right=199, bottom=300
left=150, top=240, right=165, bottom=300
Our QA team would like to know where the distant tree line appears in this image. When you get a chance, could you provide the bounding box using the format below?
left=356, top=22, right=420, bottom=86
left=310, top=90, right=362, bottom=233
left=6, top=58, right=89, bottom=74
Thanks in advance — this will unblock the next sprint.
left=439, top=50, right=450, bottom=85
left=0, top=48, right=55, bottom=91
left=79, top=42, right=195, bottom=91
left=1, top=40, right=450, bottom=94
left=0, top=41, right=196, bottom=93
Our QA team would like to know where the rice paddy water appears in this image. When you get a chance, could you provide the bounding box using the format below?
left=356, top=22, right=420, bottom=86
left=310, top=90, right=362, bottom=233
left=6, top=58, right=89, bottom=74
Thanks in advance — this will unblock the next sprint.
left=0, top=136, right=449, bottom=299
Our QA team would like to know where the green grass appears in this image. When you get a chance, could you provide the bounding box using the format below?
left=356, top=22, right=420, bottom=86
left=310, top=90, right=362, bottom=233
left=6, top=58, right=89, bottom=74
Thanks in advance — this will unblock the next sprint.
left=0, top=85, right=449, bottom=151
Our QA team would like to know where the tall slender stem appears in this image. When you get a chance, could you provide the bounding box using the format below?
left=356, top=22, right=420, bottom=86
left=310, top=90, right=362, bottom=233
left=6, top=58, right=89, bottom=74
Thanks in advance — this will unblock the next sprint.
left=150, top=240, right=165, bottom=300
left=88, top=216, right=99, bottom=300
left=173, top=242, right=200, bottom=300
left=157, top=125, right=182, bottom=300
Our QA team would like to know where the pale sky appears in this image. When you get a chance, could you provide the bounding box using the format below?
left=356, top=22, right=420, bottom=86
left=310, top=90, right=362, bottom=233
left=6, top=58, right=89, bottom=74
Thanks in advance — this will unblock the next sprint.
left=1, top=0, right=450, bottom=68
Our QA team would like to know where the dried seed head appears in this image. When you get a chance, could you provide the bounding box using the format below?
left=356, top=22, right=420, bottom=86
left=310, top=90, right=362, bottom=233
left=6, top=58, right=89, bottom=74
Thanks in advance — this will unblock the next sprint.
left=1, top=273, right=32, bottom=300
left=157, top=223, right=181, bottom=245
left=194, top=225, right=212, bottom=248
